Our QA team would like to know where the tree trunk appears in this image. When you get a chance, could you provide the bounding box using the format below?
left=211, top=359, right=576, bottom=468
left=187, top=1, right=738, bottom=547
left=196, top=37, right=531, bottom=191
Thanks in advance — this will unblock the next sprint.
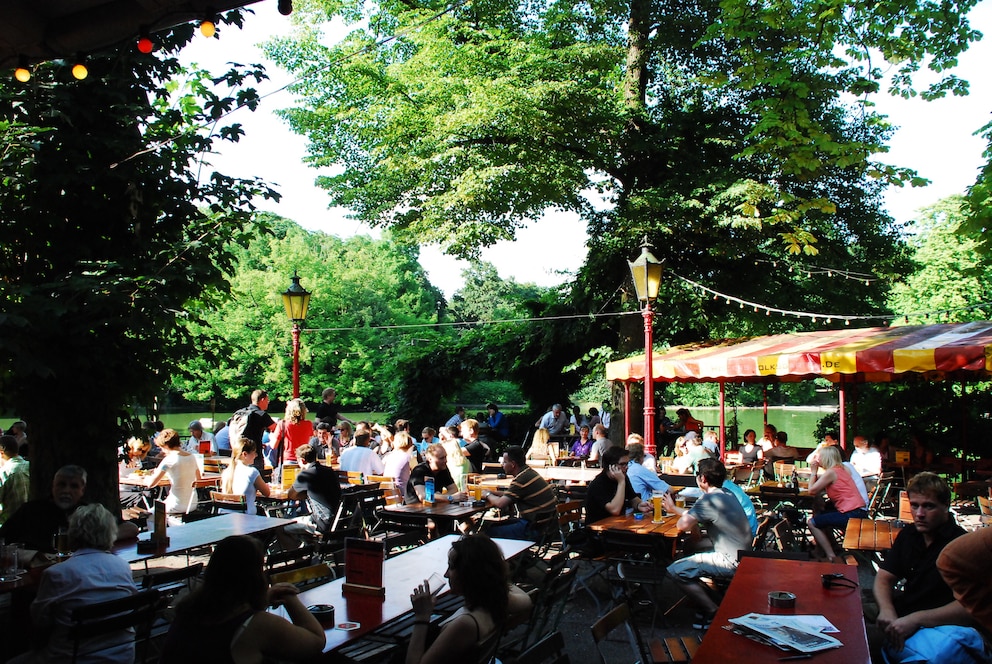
left=21, top=380, right=125, bottom=519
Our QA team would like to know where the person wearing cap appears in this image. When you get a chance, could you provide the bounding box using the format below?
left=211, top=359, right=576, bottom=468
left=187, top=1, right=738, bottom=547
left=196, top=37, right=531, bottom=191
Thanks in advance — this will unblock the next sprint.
left=184, top=420, right=215, bottom=454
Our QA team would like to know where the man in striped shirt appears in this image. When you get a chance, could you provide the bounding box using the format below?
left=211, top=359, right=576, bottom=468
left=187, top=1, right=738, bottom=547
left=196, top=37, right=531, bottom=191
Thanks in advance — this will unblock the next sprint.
left=482, top=446, right=557, bottom=541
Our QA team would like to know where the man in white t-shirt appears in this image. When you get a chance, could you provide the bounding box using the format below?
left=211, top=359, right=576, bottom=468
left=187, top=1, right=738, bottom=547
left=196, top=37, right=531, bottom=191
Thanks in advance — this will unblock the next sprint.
left=183, top=420, right=215, bottom=454
left=338, top=433, right=384, bottom=476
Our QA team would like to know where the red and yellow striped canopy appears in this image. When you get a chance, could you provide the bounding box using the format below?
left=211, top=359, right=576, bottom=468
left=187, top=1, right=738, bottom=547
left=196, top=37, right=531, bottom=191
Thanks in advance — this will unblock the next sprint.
left=605, top=322, right=992, bottom=384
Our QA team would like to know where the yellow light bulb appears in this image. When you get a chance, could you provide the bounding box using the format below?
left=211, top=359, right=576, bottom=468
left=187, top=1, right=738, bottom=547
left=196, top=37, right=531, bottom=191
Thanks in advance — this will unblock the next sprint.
left=14, top=67, right=30, bottom=82
left=200, top=19, right=216, bottom=38
left=72, top=63, right=88, bottom=80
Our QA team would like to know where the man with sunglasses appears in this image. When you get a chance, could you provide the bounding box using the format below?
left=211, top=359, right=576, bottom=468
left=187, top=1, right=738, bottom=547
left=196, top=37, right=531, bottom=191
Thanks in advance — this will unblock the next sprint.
left=873, top=472, right=976, bottom=661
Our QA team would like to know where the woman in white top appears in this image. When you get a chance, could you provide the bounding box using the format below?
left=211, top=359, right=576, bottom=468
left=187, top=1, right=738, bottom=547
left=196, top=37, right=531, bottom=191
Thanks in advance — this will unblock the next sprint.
left=222, top=438, right=270, bottom=515
left=146, top=428, right=201, bottom=516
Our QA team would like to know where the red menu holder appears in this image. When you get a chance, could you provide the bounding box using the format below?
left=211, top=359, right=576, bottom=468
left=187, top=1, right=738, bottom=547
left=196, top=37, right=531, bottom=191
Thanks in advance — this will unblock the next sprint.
left=342, top=537, right=385, bottom=599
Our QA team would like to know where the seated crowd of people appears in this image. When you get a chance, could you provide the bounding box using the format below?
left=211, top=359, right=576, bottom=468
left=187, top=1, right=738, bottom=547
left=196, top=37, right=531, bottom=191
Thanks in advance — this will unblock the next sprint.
left=3, top=401, right=990, bottom=664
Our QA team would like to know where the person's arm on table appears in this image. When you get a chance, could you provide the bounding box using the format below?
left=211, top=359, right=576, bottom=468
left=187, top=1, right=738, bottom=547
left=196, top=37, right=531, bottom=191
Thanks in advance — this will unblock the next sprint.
left=483, top=489, right=512, bottom=510
left=874, top=566, right=973, bottom=653
left=807, top=466, right=833, bottom=494
left=444, top=484, right=466, bottom=502
left=244, top=583, right=325, bottom=660
left=664, top=493, right=700, bottom=536
left=144, top=463, right=167, bottom=488
left=631, top=493, right=651, bottom=513
left=255, top=473, right=271, bottom=498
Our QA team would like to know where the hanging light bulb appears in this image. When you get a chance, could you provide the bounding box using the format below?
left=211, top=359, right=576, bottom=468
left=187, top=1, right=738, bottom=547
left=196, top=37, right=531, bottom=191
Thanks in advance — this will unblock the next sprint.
left=200, top=13, right=217, bottom=38
left=14, top=56, right=30, bottom=82
left=137, top=28, right=154, bottom=53
left=278, top=0, right=293, bottom=15
left=71, top=56, right=88, bottom=80
left=845, top=319, right=851, bottom=325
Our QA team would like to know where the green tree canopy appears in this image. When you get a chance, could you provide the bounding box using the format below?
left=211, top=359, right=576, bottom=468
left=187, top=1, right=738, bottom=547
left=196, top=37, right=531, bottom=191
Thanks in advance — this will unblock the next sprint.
left=172, top=219, right=448, bottom=412
left=0, top=15, right=277, bottom=506
left=888, top=195, right=992, bottom=322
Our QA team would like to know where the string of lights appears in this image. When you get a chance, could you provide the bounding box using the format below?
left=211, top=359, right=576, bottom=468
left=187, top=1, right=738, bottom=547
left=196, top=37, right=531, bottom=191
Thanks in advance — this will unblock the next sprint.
left=752, top=259, right=881, bottom=285
left=669, top=270, right=992, bottom=326
left=113, top=0, right=471, bottom=168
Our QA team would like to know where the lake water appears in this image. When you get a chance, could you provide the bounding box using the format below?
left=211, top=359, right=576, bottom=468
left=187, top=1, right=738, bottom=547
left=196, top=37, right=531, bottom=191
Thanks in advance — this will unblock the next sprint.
left=680, top=406, right=835, bottom=449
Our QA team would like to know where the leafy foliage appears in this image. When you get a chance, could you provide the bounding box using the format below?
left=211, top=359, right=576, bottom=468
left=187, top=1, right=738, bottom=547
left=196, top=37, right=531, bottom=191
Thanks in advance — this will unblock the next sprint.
left=172, top=218, right=447, bottom=411
left=888, top=195, right=992, bottom=322
left=0, top=14, right=277, bottom=504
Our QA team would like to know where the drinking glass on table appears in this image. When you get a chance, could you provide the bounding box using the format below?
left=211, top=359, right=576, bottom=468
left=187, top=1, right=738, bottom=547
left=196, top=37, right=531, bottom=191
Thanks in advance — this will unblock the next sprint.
left=652, top=490, right=665, bottom=523
left=1, top=543, right=23, bottom=581
left=53, top=527, right=71, bottom=559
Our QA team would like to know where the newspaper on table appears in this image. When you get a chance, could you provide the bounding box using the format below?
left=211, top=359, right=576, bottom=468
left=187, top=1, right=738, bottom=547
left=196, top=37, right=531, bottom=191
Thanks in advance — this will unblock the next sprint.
left=728, top=613, right=843, bottom=653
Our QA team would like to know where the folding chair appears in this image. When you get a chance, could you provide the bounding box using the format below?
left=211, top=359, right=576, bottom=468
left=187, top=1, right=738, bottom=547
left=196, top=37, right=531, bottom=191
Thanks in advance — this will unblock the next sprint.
left=591, top=602, right=699, bottom=664
left=512, top=630, right=571, bottom=664
left=209, top=490, right=247, bottom=513
left=69, top=589, right=161, bottom=664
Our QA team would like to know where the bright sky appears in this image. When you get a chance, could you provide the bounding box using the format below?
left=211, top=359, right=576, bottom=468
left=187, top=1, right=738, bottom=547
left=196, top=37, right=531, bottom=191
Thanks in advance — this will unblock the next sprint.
left=182, top=1, right=992, bottom=296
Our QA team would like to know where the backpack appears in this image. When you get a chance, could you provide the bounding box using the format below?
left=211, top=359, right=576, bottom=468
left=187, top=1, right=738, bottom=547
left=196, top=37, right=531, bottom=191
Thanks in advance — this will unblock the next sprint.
left=227, top=407, right=252, bottom=446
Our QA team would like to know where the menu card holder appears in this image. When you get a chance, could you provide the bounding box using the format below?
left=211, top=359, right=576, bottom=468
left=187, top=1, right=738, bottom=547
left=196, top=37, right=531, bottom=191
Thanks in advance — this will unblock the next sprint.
left=137, top=500, right=170, bottom=553
left=342, top=537, right=385, bottom=599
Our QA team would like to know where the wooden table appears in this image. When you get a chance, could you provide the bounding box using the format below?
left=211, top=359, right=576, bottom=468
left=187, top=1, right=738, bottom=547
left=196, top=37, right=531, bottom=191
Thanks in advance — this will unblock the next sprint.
left=540, top=465, right=600, bottom=483
left=282, top=534, right=531, bottom=654
left=119, top=472, right=222, bottom=488
left=380, top=500, right=488, bottom=523
left=746, top=481, right=814, bottom=501
left=843, top=518, right=901, bottom=552
left=112, top=513, right=294, bottom=564
left=694, top=557, right=870, bottom=663
left=587, top=513, right=684, bottom=558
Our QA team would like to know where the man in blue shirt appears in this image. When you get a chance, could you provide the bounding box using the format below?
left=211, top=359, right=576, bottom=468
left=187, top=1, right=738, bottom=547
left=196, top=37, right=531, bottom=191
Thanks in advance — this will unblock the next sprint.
left=624, top=437, right=670, bottom=498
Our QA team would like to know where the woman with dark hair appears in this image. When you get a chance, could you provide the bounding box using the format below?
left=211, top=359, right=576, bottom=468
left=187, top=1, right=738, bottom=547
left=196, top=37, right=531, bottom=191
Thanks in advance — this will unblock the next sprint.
left=737, top=429, right=763, bottom=464
left=407, top=535, right=531, bottom=664
left=161, top=535, right=324, bottom=663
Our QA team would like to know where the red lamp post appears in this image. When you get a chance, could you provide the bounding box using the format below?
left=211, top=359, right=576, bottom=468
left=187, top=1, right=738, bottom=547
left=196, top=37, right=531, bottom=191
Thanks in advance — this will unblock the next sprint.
left=627, top=239, right=664, bottom=457
left=281, top=271, right=311, bottom=399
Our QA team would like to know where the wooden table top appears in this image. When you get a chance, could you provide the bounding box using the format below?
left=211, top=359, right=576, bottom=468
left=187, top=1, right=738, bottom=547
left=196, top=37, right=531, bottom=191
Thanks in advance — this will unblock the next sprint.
left=112, top=513, right=294, bottom=563
left=381, top=500, right=488, bottom=521
left=745, top=481, right=813, bottom=498
left=283, top=535, right=532, bottom=653
left=843, top=518, right=902, bottom=552
left=587, top=512, right=683, bottom=539
left=694, top=558, right=870, bottom=663
left=119, top=472, right=222, bottom=488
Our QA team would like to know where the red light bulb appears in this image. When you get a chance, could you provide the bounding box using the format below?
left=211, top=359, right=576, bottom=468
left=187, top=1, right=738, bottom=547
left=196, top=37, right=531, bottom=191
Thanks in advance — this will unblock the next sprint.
left=137, top=36, right=154, bottom=54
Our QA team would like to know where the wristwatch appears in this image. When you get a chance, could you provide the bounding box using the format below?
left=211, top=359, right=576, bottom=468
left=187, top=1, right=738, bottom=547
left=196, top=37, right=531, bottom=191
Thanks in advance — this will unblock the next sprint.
left=448, top=495, right=455, bottom=503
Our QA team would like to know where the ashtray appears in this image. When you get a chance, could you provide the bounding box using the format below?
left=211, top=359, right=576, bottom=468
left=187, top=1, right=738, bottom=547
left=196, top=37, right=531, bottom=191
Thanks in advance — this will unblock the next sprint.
left=308, top=604, right=335, bottom=626
left=459, top=501, right=474, bottom=507
left=633, top=512, right=644, bottom=520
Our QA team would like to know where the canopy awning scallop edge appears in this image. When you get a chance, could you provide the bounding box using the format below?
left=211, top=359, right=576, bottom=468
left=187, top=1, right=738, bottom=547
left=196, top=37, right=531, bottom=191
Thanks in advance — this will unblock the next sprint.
left=605, top=322, right=992, bottom=384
